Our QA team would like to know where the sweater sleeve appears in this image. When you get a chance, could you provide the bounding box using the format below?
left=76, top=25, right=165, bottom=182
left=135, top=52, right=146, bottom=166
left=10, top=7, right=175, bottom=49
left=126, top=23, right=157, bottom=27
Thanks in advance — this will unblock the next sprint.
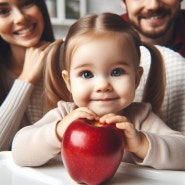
left=140, top=129, right=185, bottom=170
left=126, top=103, right=185, bottom=170
left=0, top=79, right=34, bottom=151
left=11, top=102, right=75, bottom=167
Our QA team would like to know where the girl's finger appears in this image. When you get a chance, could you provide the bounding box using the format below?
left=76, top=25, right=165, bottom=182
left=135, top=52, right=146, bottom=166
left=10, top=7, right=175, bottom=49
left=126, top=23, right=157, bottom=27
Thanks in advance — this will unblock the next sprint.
left=116, top=122, right=136, bottom=138
left=100, top=114, right=127, bottom=124
left=73, top=107, right=99, bottom=120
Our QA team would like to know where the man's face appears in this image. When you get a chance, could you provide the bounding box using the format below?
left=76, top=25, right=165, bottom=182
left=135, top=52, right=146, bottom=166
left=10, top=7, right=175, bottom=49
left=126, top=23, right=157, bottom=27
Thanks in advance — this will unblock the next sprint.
left=123, top=0, right=181, bottom=39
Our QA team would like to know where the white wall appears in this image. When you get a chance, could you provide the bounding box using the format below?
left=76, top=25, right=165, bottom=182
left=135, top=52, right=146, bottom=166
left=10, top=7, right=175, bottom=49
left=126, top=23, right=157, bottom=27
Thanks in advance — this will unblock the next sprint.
left=182, top=0, right=185, bottom=8
left=53, top=0, right=185, bottom=39
left=86, top=0, right=123, bottom=14
left=53, top=0, right=124, bottom=39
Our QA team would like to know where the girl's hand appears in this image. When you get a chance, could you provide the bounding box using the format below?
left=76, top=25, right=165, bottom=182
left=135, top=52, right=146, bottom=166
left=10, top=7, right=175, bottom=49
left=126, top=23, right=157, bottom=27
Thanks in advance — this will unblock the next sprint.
left=99, top=113, right=149, bottom=160
left=18, top=39, right=63, bottom=84
left=56, top=107, right=99, bottom=141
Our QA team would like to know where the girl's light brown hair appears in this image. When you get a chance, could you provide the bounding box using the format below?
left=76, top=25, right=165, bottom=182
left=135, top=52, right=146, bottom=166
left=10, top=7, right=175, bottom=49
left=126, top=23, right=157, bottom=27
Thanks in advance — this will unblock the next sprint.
left=44, top=12, right=165, bottom=117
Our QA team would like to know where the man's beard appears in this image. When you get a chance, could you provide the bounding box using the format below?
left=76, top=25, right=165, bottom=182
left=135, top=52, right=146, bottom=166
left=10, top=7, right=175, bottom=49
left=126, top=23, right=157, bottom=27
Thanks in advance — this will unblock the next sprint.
left=128, top=6, right=181, bottom=39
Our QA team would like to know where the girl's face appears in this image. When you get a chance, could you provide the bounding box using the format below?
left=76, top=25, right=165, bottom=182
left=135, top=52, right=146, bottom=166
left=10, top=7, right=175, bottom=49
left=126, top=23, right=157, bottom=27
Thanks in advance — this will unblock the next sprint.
left=63, top=34, right=143, bottom=116
left=0, top=0, right=44, bottom=47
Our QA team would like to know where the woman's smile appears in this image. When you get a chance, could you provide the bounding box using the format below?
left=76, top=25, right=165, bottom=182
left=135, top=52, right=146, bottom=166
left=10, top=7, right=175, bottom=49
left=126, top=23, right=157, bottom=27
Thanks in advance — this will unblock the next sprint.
left=13, top=24, right=36, bottom=37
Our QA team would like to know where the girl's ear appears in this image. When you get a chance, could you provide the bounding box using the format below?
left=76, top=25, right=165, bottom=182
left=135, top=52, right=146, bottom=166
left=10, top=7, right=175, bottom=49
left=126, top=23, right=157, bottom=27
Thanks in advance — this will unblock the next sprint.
left=135, top=66, right=143, bottom=89
left=62, top=70, right=71, bottom=92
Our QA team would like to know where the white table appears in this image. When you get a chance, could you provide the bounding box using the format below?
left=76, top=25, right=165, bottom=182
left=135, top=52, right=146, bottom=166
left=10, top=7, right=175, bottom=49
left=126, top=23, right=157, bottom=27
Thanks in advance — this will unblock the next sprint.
left=0, top=151, right=185, bottom=185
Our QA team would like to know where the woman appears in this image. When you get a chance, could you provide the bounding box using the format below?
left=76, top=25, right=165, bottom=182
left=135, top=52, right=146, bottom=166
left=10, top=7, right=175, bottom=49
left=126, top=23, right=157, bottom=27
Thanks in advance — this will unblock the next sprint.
left=0, top=0, right=60, bottom=151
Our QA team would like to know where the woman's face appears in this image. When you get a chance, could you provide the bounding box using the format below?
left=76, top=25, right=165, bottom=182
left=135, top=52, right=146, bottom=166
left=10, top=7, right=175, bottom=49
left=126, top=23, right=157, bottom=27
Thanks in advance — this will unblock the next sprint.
left=0, top=0, right=44, bottom=48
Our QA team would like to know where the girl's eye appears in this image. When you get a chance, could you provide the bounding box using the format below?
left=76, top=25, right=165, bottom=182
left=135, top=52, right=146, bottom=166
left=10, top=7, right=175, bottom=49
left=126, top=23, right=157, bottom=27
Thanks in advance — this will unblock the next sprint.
left=111, top=68, right=124, bottom=76
left=81, top=71, right=93, bottom=79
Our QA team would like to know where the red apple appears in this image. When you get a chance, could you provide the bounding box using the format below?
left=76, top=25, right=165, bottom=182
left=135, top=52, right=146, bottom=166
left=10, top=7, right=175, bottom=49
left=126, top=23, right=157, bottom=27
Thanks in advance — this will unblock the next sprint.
left=61, top=118, right=124, bottom=185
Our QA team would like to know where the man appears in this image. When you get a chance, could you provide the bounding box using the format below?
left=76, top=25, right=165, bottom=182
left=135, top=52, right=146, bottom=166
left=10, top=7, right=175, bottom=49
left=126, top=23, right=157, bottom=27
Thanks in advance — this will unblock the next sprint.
left=120, top=0, right=185, bottom=134
left=121, top=0, right=185, bottom=57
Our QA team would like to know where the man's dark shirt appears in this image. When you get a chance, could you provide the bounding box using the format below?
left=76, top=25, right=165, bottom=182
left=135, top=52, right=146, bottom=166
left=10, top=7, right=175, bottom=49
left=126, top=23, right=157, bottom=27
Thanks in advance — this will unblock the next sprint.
left=121, top=10, right=185, bottom=57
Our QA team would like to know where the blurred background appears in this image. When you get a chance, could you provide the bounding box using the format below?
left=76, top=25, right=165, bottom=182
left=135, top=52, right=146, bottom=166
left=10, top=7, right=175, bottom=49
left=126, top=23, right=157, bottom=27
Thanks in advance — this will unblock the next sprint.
left=45, top=0, right=185, bottom=39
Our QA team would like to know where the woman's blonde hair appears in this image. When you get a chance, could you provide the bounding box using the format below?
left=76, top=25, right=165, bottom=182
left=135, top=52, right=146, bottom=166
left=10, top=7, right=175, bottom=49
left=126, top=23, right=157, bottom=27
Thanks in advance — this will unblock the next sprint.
left=44, top=12, right=165, bottom=117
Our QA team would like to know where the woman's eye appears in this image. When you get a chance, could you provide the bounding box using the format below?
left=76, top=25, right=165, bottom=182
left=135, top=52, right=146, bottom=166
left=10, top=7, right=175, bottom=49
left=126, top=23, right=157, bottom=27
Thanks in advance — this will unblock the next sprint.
left=111, top=68, right=124, bottom=76
left=21, top=0, right=35, bottom=8
left=81, top=71, right=93, bottom=79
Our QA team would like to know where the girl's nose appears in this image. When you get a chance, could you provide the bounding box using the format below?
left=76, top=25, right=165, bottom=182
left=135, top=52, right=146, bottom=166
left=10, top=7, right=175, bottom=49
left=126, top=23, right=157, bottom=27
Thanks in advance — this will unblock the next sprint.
left=13, top=8, right=28, bottom=24
left=95, top=80, right=113, bottom=92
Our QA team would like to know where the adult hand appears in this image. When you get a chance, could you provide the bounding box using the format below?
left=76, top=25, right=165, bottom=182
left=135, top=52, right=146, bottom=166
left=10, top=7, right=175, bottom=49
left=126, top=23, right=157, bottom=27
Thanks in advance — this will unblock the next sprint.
left=18, top=39, right=63, bottom=84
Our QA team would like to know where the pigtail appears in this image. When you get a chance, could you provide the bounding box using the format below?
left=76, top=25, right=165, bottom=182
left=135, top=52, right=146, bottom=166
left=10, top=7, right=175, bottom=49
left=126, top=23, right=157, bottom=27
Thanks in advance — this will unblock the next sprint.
left=142, top=43, right=166, bottom=118
left=44, top=40, right=71, bottom=112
